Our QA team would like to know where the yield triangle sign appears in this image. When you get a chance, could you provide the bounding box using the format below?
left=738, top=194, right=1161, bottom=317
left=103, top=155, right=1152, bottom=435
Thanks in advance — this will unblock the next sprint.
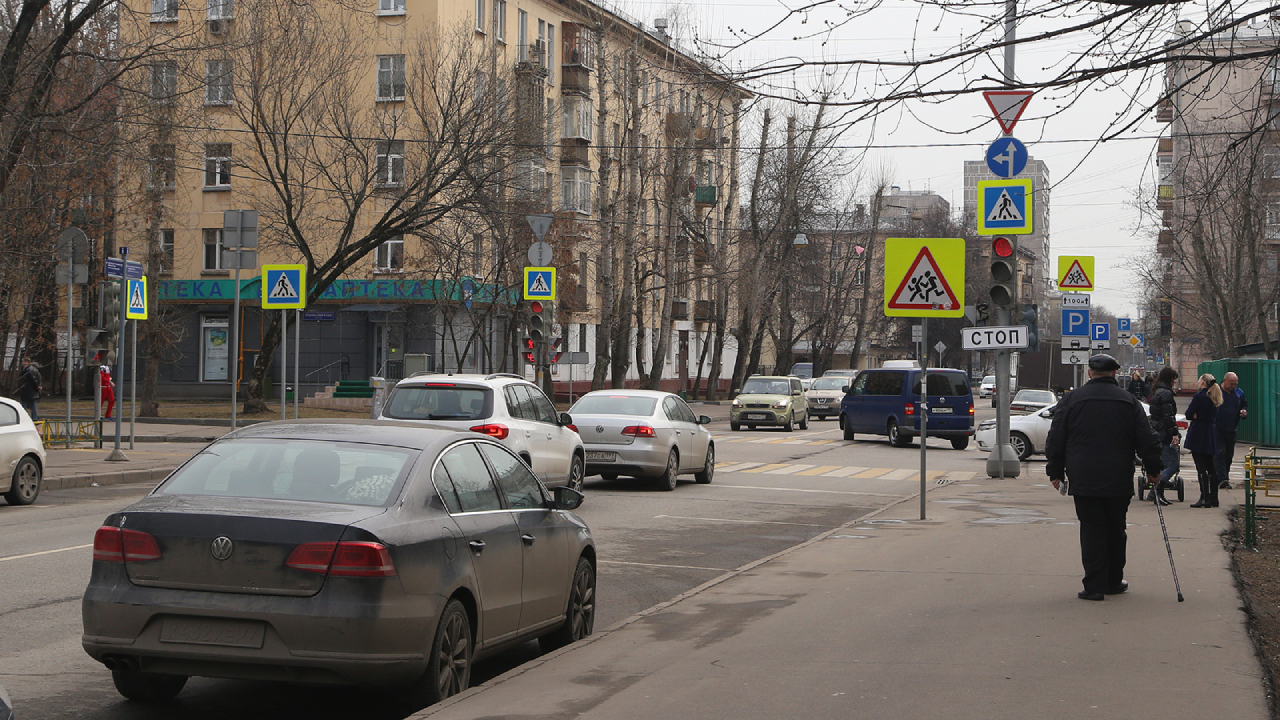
left=983, top=90, right=1033, bottom=135
left=887, top=247, right=961, bottom=311
left=1060, top=259, right=1092, bottom=289
left=269, top=272, right=299, bottom=300
left=986, top=188, right=1024, bottom=223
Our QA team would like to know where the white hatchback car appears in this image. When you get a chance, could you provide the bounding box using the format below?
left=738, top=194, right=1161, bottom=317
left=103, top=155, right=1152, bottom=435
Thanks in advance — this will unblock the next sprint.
left=379, top=373, right=586, bottom=491
left=0, top=396, right=46, bottom=506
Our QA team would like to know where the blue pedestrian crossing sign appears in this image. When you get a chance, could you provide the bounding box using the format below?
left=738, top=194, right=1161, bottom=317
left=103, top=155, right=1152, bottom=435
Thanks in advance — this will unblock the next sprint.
left=976, top=178, right=1034, bottom=235
left=126, top=276, right=148, bottom=320
left=985, top=137, right=1028, bottom=178
left=1062, top=308, right=1090, bottom=336
left=524, top=266, right=556, bottom=300
left=1091, top=323, right=1110, bottom=341
left=262, top=264, right=306, bottom=309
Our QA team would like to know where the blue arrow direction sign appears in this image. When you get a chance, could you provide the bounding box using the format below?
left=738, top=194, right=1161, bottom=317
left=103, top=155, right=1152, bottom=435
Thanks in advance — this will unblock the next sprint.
left=1091, top=323, right=1110, bottom=342
left=1062, top=308, right=1090, bottom=336
left=985, top=136, right=1028, bottom=178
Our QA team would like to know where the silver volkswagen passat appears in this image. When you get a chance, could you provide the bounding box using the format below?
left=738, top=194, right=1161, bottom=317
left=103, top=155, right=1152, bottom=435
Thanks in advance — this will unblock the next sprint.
left=82, top=420, right=595, bottom=708
left=570, top=390, right=715, bottom=491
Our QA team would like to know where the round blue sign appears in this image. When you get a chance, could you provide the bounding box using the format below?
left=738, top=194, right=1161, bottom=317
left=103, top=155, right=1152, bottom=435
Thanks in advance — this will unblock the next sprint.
left=985, top=137, right=1028, bottom=178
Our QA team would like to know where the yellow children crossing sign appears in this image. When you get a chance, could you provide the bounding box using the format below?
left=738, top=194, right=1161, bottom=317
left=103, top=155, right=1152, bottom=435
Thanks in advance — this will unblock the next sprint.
left=262, top=264, right=307, bottom=309
left=1057, top=256, right=1095, bottom=291
left=883, top=238, right=965, bottom=318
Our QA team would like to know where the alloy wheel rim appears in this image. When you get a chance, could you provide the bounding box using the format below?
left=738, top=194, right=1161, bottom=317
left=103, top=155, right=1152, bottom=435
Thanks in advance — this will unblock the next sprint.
left=17, top=463, right=36, bottom=498
left=1012, top=436, right=1026, bottom=456
left=705, top=447, right=714, bottom=480
left=569, top=459, right=584, bottom=491
left=438, top=612, right=468, bottom=697
left=571, top=568, right=595, bottom=639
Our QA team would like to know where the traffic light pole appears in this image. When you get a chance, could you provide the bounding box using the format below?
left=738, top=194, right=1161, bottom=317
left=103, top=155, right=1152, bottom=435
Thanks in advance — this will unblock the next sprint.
left=105, top=260, right=128, bottom=461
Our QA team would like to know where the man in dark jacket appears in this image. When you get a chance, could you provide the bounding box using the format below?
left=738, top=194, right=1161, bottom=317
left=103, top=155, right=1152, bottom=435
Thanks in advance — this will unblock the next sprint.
left=1215, top=372, right=1247, bottom=490
left=1047, top=354, right=1163, bottom=601
left=16, top=356, right=41, bottom=421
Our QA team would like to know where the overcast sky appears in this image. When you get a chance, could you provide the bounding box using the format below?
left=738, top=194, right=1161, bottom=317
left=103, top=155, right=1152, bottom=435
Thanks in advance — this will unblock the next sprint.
left=610, top=0, right=1213, bottom=318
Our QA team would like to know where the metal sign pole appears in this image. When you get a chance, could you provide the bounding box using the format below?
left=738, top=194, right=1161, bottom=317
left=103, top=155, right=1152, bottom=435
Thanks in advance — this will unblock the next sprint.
left=294, top=308, right=301, bottom=419
left=66, top=264, right=73, bottom=449
left=919, top=317, right=929, bottom=521
left=105, top=249, right=129, bottom=462
left=281, top=310, right=287, bottom=421
left=230, top=211, right=243, bottom=430
left=130, top=318, right=137, bottom=449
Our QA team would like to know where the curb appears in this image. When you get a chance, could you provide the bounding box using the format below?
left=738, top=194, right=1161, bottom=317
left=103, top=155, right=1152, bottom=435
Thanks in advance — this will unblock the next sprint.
left=133, top=436, right=220, bottom=443
left=43, top=467, right=177, bottom=492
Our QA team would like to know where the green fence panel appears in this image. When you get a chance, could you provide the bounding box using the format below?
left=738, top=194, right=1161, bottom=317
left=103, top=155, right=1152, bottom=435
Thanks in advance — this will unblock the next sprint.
left=1199, top=358, right=1280, bottom=449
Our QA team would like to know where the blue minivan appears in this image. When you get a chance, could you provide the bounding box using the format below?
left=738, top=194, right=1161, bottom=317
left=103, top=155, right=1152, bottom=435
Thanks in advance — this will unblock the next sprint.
left=837, top=363, right=975, bottom=449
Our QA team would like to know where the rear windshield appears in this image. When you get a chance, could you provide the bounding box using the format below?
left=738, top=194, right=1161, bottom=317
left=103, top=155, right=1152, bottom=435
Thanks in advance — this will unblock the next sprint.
left=742, top=379, right=791, bottom=395
left=982, top=376, right=996, bottom=384
left=383, top=385, right=491, bottom=421
left=1014, top=389, right=1057, bottom=404
left=911, top=372, right=970, bottom=396
left=160, top=439, right=415, bottom=506
left=570, top=395, right=657, bottom=416
left=810, top=378, right=846, bottom=390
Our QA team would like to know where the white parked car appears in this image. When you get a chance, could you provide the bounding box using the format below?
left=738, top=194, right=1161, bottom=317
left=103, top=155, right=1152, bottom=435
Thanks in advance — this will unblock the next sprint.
left=569, top=390, right=714, bottom=491
left=379, top=373, right=585, bottom=491
left=0, top=396, right=46, bottom=506
left=976, top=401, right=1187, bottom=461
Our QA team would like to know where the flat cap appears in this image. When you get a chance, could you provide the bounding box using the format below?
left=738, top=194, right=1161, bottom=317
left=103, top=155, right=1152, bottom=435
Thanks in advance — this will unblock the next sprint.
left=1088, top=353, right=1121, bottom=371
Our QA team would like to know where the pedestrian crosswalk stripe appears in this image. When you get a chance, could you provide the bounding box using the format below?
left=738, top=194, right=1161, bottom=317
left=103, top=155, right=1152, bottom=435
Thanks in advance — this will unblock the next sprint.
left=822, top=466, right=867, bottom=477
left=710, top=462, right=983, bottom=482
left=741, top=463, right=789, bottom=474
left=854, top=467, right=894, bottom=479
left=764, top=464, right=814, bottom=475
left=796, top=465, right=842, bottom=476
left=806, top=439, right=835, bottom=445
left=881, top=469, right=916, bottom=481
left=782, top=439, right=811, bottom=445
left=715, top=462, right=762, bottom=472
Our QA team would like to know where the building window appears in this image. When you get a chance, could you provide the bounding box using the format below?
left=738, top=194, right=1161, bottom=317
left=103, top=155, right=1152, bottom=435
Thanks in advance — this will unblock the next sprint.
left=537, top=20, right=553, bottom=83
left=561, top=165, right=592, bottom=215
left=206, top=0, right=232, bottom=19
left=375, top=140, right=405, bottom=187
left=205, top=59, right=233, bottom=105
left=204, top=143, right=231, bottom=188
left=159, top=229, right=175, bottom=273
left=376, top=55, right=405, bottom=101
left=853, top=267, right=866, bottom=286
left=492, top=0, right=505, bottom=40
left=474, top=0, right=484, bottom=32
left=562, top=95, right=593, bottom=141
left=473, top=70, right=488, bottom=102
left=148, top=144, right=175, bottom=191
left=201, top=316, right=230, bottom=381
left=375, top=235, right=404, bottom=270
left=150, top=62, right=177, bottom=103
left=517, top=10, right=528, bottom=60
left=378, top=0, right=404, bottom=13
left=151, top=0, right=178, bottom=21
left=203, top=228, right=224, bottom=270
left=545, top=97, right=554, bottom=151
left=472, top=234, right=484, bottom=273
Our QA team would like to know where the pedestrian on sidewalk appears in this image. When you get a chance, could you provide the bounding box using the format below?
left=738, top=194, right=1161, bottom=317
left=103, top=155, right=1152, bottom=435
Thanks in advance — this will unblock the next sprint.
left=1147, top=367, right=1181, bottom=506
left=1215, top=372, right=1247, bottom=490
left=1126, top=370, right=1148, bottom=402
left=16, top=356, right=41, bottom=421
left=1046, top=353, right=1163, bottom=602
left=1185, top=374, right=1222, bottom=508
left=96, top=353, right=116, bottom=422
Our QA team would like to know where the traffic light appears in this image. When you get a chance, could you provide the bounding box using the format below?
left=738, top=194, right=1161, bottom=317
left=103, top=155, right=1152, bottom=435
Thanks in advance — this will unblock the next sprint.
left=989, top=237, right=1017, bottom=308
left=521, top=337, right=536, bottom=365
left=1020, top=304, right=1040, bottom=351
left=528, top=300, right=553, bottom=344
left=102, top=281, right=122, bottom=365
left=551, top=337, right=564, bottom=364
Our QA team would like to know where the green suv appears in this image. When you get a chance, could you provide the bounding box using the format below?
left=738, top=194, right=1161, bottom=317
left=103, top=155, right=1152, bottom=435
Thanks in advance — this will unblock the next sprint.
left=730, top=375, right=809, bottom=432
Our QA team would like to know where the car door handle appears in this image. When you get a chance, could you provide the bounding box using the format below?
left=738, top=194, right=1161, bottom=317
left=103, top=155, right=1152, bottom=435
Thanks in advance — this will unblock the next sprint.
left=521, top=534, right=535, bottom=546
left=468, top=540, right=486, bottom=553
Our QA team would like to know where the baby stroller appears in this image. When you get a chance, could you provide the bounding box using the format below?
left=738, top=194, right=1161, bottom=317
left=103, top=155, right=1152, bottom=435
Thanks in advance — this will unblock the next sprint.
left=1137, top=450, right=1184, bottom=503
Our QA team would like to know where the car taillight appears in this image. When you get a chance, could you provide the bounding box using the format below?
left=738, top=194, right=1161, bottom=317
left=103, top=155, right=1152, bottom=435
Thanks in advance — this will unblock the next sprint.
left=969, top=404, right=975, bottom=415
left=93, top=526, right=161, bottom=563
left=1177, top=420, right=1188, bottom=429
left=470, top=423, right=509, bottom=440
left=566, top=424, right=579, bottom=433
left=287, top=541, right=397, bottom=577
left=621, top=425, right=656, bottom=437
left=904, top=403, right=915, bottom=416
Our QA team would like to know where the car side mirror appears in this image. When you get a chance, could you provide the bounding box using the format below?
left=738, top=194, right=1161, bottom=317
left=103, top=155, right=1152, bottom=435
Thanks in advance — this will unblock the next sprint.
left=841, top=386, right=850, bottom=394
left=558, top=412, right=574, bottom=426
left=698, top=415, right=712, bottom=425
left=552, top=485, right=584, bottom=511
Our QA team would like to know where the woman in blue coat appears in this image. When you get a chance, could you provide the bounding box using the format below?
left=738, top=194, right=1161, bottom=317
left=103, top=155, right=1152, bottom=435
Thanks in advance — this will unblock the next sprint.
left=1185, top=373, right=1222, bottom=508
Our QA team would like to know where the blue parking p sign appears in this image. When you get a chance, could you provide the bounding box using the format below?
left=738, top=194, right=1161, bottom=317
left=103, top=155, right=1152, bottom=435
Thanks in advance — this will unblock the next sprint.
left=1091, top=323, right=1110, bottom=342
left=1062, top=309, right=1090, bottom=336
left=1118, top=318, right=1131, bottom=333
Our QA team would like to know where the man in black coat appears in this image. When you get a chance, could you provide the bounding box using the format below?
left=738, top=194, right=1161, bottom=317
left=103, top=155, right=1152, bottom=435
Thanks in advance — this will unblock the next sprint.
left=1046, top=354, right=1164, bottom=601
left=16, top=356, right=41, bottom=421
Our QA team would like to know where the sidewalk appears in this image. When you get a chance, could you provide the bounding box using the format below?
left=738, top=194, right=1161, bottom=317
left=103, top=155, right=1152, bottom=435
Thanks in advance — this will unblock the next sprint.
left=39, top=422, right=233, bottom=491
left=417, top=467, right=1266, bottom=719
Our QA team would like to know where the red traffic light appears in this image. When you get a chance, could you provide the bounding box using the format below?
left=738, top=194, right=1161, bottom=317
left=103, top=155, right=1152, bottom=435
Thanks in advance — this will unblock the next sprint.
left=992, top=237, right=1014, bottom=258
left=530, top=300, right=544, bottom=313
left=523, top=337, right=535, bottom=350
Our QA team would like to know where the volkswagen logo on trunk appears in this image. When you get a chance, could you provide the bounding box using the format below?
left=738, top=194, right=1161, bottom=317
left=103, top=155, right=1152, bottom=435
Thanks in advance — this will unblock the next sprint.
left=210, top=536, right=234, bottom=561
left=595, top=426, right=604, bottom=433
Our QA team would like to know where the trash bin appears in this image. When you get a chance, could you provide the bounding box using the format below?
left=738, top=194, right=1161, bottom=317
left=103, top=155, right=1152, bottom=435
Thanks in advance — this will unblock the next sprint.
left=679, top=390, right=689, bottom=401
left=285, top=385, right=294, bottom=401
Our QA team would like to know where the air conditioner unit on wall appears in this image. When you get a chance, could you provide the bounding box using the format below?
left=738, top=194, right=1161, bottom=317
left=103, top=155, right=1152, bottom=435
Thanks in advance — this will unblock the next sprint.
left=208, top=18, right=228, bottom=35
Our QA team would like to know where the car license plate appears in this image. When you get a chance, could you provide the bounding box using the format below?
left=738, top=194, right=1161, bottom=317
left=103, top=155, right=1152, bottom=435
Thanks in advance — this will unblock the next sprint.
left=744, top=413, right=767, bottom=420
left=931, top=407, right=953, bottom=414
left=585, top=451, right=615, bottom=462
left=160, top=618, right=265, bottom=648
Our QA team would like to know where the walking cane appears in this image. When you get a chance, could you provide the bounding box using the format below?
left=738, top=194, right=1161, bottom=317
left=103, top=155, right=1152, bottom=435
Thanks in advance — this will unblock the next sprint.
left=1153, top=488, right=1185, bottom=602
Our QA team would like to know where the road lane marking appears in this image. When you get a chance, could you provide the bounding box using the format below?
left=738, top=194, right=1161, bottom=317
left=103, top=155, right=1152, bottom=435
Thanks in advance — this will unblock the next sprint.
left=853, top=468, right=894, bottom=478
left=598, top=559, right=729, bottom=572
left=764, top=464, right=814, bottom=475
left=0, top=543, right=93, bottom=563
left=796, top=465, right=842, bottom=476
left=654, top=514, right=829, bottom=528
left=806, top=439, right=835, bottom=445
left=823, top=466, right=867, bottom=477
left=781, top=440, right=811, bottom=445
left=882, top=469, right=916, bottom=480
left=716, top=462, right=763, bottom=472
left=741, top=463, right=789, bottom=473
left=713, top=484, right=904, bottom=498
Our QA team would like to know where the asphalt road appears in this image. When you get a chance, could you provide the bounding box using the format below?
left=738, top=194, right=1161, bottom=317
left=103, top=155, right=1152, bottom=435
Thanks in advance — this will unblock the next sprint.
left=0, top=411, right=1000, bottom=719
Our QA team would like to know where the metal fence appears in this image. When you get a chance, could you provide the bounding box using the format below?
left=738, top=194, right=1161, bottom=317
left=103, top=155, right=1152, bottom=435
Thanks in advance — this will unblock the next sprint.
left=37, top=418, right=103, bottom=449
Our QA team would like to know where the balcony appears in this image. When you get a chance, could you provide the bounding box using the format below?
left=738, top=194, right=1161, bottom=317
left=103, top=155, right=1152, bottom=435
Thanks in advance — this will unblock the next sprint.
left=561, top=24, right=595, bottom=94
left=516, top=42, right=549, bottom=78
left=1155, top=97, right=1173, bottom=123
left=1158, top=183, right=1174, bottom=209
left=671, top=300, right=688, bottom=320
left=694, top=126, right=720, bottom=148
left=694, top=185, right=717, bottom=207
left=664, top=111, right=692, bottom=138
left=694, top=299, right=713, bottom=321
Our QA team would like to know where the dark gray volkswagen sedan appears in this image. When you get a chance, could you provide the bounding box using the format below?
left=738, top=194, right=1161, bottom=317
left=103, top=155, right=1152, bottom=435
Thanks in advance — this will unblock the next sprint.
left=82, top=420, right=595, bottom=707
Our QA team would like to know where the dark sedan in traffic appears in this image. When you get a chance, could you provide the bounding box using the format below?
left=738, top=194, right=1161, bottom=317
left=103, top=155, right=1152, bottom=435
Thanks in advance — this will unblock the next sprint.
left=82, top=420, right=595, bottom=707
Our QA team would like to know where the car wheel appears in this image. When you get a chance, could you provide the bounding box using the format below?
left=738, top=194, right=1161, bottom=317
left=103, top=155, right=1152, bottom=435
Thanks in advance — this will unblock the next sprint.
left=730, top=421, right=741, bottom=431
left=782, top=413, right=794, bottom=432
left=600, top=473, right=618, bottom=482
left=798, top=412, right=809, bottom=430
left=1010, top=432, right=1032, bottom=461
left=950, top=436, right=970, bottom=451
left=4, top=456, right=40, bottom=506
left=111, top=668, right=187, bottom=701
left=842, top=415, right=855, bottom=441
left=567, top=455, right=585, bottom=493
left=422, top=599, right=472, bottom=705
left=888, top=420, right=911, bottom=447
left=695, top=444, right=714, bottom=484
left=655, top=449, right=679, bottom=491
left=540, top=557, right=596, bottom=653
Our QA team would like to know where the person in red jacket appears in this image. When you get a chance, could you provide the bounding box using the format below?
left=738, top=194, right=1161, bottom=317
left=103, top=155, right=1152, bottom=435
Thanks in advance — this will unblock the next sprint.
left=96, top=352, right=116, bottom=421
